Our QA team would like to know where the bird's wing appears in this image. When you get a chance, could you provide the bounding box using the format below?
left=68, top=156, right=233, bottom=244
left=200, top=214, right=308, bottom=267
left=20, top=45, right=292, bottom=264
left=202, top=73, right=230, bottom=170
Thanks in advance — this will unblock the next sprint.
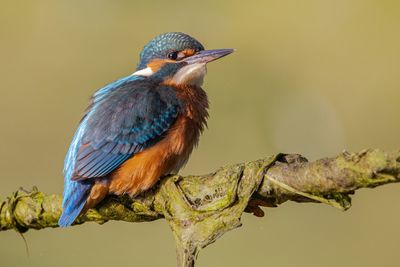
left=67, top=77, right=181, bottom=181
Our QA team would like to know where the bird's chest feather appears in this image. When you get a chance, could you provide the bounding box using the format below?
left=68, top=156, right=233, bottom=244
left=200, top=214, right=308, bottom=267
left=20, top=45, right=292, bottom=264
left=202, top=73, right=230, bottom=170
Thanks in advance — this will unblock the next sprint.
left=109, top=85, right=208, bottom=196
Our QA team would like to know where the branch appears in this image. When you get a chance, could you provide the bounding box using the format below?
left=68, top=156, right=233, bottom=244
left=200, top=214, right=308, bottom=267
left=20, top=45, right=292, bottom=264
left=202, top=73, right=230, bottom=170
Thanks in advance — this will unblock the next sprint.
left=1, top=149, right=399, bottom=267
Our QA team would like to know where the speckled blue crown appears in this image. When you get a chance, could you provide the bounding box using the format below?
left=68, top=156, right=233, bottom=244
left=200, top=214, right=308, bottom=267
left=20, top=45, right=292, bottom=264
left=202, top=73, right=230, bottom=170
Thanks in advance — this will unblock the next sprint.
left=136, top=32, right=204, bottom=70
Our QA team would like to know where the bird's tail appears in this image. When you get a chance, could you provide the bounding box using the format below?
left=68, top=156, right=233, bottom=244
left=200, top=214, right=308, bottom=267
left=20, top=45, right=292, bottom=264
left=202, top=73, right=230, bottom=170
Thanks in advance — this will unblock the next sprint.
left=58, top=180, right=92, bottom=227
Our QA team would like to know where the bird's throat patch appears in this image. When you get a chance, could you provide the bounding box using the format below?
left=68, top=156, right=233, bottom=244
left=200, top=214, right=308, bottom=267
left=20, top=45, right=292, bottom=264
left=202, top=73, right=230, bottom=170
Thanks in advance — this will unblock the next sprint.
left=171, top=63, right=207, bottom=87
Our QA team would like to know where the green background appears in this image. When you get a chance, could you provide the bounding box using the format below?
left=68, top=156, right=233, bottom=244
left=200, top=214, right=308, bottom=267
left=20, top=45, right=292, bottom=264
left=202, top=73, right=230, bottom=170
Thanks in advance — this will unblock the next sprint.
left=1, top=1, right=400, bottom=266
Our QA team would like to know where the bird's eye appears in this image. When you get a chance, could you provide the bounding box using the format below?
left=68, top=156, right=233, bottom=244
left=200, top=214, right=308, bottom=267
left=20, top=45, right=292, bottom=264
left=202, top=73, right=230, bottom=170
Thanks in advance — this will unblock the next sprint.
left=167, top=51, right=179, bottom=60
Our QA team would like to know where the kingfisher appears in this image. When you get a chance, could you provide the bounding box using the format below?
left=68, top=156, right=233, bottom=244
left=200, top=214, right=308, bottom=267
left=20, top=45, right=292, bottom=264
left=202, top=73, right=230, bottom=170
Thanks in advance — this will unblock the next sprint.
left=59, top=32, right=233, bottom=227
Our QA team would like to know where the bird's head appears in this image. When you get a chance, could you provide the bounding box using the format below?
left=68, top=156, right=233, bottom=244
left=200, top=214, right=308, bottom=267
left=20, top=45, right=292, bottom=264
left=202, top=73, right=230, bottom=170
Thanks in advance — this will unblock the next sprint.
left=133, top=32, right=233, bottom=87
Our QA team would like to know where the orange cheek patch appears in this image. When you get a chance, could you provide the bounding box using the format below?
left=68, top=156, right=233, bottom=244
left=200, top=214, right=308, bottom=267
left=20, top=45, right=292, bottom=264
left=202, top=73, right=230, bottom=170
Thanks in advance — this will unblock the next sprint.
left=147, top=59, right=175, bottom=73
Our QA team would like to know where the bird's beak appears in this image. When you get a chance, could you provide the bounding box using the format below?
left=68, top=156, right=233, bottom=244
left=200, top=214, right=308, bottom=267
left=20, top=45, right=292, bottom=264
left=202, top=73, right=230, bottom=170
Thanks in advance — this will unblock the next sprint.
left=183, top=49, right=234, bottom=65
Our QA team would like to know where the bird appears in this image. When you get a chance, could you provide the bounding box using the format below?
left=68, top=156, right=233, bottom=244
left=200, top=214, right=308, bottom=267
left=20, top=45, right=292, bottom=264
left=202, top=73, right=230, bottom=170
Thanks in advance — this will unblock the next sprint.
left=59, top=32, right=234, bottom=227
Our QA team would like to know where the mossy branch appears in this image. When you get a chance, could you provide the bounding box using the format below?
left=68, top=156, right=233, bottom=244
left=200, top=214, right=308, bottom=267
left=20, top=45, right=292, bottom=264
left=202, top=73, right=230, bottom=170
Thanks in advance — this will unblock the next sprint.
left=1, top=149, right=400, bottom=267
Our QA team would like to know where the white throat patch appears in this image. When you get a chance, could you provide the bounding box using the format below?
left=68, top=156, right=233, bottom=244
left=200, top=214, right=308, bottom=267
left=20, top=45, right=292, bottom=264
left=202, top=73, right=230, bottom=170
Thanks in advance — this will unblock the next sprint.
left=132, top=67, right=154, bottom=77
left=171, top=63, right=207, bottom=87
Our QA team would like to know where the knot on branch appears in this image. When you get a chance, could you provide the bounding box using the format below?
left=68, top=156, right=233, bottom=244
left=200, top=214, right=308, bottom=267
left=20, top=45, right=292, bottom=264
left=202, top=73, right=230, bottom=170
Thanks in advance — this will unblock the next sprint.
left=154, top=157, right=278, bottom=266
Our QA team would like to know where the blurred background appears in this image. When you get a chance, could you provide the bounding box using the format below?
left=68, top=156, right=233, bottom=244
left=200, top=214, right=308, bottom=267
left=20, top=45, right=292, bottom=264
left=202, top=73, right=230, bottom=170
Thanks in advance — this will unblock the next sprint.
left=1, top=0, right=400, bottom=266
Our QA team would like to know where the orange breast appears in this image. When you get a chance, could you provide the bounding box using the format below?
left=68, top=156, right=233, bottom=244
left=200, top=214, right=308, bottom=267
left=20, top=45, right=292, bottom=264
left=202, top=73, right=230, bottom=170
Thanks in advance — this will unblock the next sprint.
left=108, top=115, right=199, bottom=196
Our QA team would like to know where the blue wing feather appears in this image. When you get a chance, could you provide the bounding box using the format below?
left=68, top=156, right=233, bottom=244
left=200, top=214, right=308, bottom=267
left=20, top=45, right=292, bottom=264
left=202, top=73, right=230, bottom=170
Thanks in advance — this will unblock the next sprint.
left=72, top=82, right=181, bottom=180
left=59, top=75, right=181, bottom=227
